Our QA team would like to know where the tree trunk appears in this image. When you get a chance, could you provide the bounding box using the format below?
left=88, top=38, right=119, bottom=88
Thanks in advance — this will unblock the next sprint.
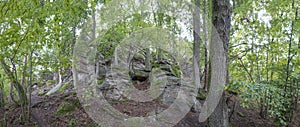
left=208, top=0, right=231, bottom=126
left=0, top=58, right=28, bottom=105
left=27, top=49, right=35, bottom=120
left=0, top=76, right=4, bottom=108
left=21, top=56, right=28, bottom=87
left=0, top=58, right=28, bottom=122
left=193, top=0, right=201, bottom=89
left=46, top=71, right=62, bottom=96
left=203, top=0, right=209, bottom=91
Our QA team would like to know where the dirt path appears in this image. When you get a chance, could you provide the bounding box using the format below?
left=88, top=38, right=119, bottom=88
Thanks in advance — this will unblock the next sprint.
left=1, top=86, right=285, bottom=127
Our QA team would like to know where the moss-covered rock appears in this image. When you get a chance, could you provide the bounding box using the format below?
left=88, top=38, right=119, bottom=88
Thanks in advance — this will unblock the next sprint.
left=197, top=91, right=207, bottom=100
left=159, top=64, right=172, bottom=72
left=36, top=82, right=45, bottom=87
left=119, top=97, right=129, bottom=102
left=38, top=90, right=46, bottom=96
left=134, top=69, right=149, bottom=77
left=131, top=69, right=149, bottom=81
left=171, top=65, right=182, bottom=78
left=57, top=84, right=68, bottom=93
left=73, top=98, right=81, bottom=108
left=98, top=78, right=104, bottom=85
left=67, top=118, right=77, bottom=127
left=46, top=80, right=56, bottom=86
left=55, top=101, right=76, bottom=115
left=133, top=52, right=145, bottom=60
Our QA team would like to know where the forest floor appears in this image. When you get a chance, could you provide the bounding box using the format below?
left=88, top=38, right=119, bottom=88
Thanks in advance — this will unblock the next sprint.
left=0, top=82, right=298, bottom=127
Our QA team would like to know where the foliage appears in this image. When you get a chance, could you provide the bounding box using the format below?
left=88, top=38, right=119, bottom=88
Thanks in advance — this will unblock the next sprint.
left=229, top=0, right=299, bottom=125
left=97, top=11, right=179, bottom=59
left=0, top=0, right=298, bottom=126
left=229, top=80, right=299, bottom=126
left=0, top=0, right=97, bottom=122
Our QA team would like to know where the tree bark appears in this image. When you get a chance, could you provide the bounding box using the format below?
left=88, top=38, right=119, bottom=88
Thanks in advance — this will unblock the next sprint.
left=0, top=75, right=4, bottom=108
left=0, top=58, right=28, bottom=106
left=27, top=49, right=34, bottom=121
left=21, top=56, right=28, bottom=87
left=208, top=0, right=231, bottom=126
left=193, top=0, right=202, bottom=89
left=203, top=0, right=209, bottom=91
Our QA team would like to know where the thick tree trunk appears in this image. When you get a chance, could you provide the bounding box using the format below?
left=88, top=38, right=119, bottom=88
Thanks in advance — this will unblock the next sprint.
left=203, top=0, right=209, bottom=91
left=193, top=0, right=201, bottom=89
left=208, top=0, right=231, bottom=127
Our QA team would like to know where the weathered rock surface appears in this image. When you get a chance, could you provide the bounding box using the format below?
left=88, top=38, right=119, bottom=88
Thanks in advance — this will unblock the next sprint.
left=98, top=56, right=182, bottom=106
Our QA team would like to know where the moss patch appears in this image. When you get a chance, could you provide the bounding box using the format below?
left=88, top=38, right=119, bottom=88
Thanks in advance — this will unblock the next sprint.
left=46, top=80, right=56, bottom=86
left=55, top=101, right=76, bottom=116
left=36, top=82, right=45, bottom=87
left=171, top=65, right=182, bottom=78
left=98, top=79, right=104, bottom=85
left=134, top=70, right=149, bottom=77
left=197, top=91, right=207, bottom=100
left=38, top=90, right=46, bottom=96
left=57, top=84, right=68, bottom=93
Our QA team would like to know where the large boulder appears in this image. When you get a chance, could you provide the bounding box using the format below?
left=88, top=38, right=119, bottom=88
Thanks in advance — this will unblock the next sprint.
left=97, top=51, right=183, bottom=105
left=159, top=76, right=181, bottom=105
left=129, top=54, right=150, bottom=81
left=98, top=64, right=181, bottom=106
